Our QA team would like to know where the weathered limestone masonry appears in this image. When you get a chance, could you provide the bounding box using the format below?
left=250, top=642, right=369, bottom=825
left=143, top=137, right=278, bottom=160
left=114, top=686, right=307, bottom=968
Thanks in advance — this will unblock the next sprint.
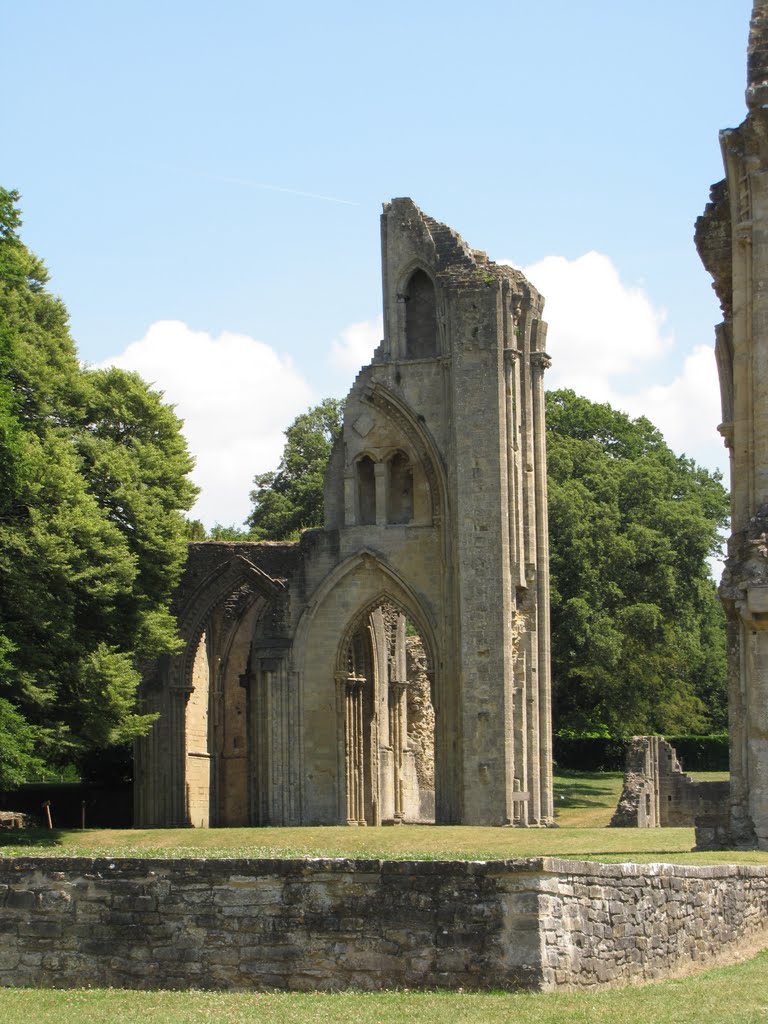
left=2, top=857, right=768, bottom=992
left=611, top=737, right=729, bottom=829
left=135, top=199, right=554, bottom=828
left=696, top=0, right=768, bottom=848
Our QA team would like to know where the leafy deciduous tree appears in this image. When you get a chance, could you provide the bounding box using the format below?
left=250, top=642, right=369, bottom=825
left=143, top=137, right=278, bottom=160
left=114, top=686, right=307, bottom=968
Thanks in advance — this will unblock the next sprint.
left=546, top=389, right=728, bottom=736
left=0, top=188, right=198, bottom=783
left=248, top=398, right=344, bottom=540
left=243, top=391, right=728, bottom=736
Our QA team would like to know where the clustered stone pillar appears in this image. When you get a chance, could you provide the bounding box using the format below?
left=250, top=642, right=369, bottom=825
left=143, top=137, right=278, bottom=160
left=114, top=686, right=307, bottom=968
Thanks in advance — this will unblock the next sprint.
left=340, top=674, right=366, bottom=826
left=695, top=0, right=768, bottom=848
left=389, top=681, right=407, bottom=822
left=531, top=348, right=554, bottom=824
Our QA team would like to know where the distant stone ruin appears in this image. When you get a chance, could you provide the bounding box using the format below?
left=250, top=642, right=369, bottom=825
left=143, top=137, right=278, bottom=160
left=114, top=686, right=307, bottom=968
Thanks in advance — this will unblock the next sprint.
left=610, top=737, right=728, bottom=829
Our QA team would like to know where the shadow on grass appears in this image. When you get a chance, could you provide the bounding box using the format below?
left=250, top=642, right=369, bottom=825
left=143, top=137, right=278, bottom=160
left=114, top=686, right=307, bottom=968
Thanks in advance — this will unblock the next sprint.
left=0, top=827, right=65, bottom=849
left=554, top=771, right=622, bottom=810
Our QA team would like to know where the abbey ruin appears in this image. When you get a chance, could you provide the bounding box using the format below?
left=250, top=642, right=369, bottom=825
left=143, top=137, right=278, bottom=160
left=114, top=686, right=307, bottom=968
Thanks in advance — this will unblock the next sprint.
left=696, top=0, right=768, bottom=850
left=135, top=199, right=554, bottom=828
left=134, top=2, right=768, bottom=848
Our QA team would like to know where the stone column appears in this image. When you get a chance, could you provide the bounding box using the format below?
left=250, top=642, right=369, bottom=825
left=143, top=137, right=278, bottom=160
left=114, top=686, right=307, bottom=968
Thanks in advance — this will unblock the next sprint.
left=504, top=346, right=526, bottom=588
left=374, top=462, right=387, bottom=526
left=248, top=661, right=271, bottom=826
left=343, top=473, right=356, bottom=526
left=531, top=347, right=554, bottom=824
left=339, top=674, right=367, bottom=825
left=389, top=681, right=407, bottom=821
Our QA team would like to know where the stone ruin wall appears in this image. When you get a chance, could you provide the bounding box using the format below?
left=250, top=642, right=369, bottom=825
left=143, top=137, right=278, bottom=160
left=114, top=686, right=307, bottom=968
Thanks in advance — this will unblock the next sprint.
left=610, top=737, right=729, bottom=830
left=695, top=0, right=768, bottom=848
left=134, top=198, right=554, bottom=831
left=405, top=635, right=434, bottom=791
left=2, top=857, right=767, bottom=993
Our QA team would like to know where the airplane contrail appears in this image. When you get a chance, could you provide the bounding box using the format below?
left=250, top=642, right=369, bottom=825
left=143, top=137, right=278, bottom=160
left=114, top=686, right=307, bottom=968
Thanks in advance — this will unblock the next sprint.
left=220, top=176, right=360, bottom=207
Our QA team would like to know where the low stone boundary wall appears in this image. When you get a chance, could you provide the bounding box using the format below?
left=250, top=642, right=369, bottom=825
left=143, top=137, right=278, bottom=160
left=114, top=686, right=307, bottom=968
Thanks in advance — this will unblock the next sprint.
left=1, top=857, right=767, bottom=991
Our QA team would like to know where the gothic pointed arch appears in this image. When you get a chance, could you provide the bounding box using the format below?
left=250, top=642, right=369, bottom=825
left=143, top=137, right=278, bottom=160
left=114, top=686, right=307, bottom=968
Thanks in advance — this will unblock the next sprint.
left=172, top=554, right=284, bottom=692
left=402, top=267, right=438, bottom=359
left=355, top=453, right=377, bottom=525
left=361, top=381, right=448, bottom=526
left=168, top=553, right=285, bottom=827
left=293, top=548, right=438, bottom=661
left=336, top=591, right=436, bottom=826
left=387, top=449, right=413, bottom=524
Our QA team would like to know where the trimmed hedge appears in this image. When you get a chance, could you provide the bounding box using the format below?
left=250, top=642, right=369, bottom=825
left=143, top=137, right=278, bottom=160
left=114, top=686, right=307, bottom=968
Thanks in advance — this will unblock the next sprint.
left=665, top=734, right=729, bottom=772
left=553, top=736, right=627, bottom=772
left=553, top=734, right=729, bottom=773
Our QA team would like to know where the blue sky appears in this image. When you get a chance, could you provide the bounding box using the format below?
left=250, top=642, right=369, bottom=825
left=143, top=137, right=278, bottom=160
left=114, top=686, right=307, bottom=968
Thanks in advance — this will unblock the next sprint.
left=3, top=0, right=754, bottom=527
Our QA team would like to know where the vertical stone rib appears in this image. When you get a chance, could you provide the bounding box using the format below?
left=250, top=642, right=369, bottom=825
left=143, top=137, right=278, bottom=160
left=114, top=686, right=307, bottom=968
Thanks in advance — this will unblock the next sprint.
left=531, top=347, right=554, bottom=824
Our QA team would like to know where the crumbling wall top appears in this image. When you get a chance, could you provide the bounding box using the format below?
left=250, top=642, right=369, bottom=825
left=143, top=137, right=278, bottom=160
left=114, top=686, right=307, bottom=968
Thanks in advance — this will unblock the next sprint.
left=382, top=197, right=544, bottom=311
left=694, top=179, right=732, bottom=318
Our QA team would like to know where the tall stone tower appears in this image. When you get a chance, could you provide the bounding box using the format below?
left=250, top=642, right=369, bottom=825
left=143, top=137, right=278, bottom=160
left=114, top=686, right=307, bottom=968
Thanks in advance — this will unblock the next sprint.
left=696, top=0, right=768, bottom=848
left=326, top=199, right=555, bottom=825
left=135, top=200, right=554, bottom=828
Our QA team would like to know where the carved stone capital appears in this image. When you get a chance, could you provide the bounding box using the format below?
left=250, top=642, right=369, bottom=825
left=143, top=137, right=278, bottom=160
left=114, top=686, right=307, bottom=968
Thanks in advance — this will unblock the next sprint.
left=718, top=421, right=735, bottom=449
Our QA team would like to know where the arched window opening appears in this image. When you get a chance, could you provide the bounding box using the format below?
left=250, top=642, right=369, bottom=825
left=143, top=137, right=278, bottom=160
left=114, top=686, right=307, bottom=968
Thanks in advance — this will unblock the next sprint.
left=339, top=602, right=435, bottom=825
left=404, top=269, right=437, bottom=359
left=356, top=456, right=376, bottom=525
left=404, top=616, right=435, bottom=823
left=181, top=585, right=272, bottom=829
left=186, top=630, right=212, bottom=827
left=387, top=451, right=413, bottom=524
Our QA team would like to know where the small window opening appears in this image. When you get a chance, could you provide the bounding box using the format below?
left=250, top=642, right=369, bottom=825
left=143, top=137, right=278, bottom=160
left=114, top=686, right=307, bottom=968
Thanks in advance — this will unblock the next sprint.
left=357, top=456, right=376, bottom=525
left=405, top=270, right=437, bottom=359
left=387, top=452, right=413, bottom=524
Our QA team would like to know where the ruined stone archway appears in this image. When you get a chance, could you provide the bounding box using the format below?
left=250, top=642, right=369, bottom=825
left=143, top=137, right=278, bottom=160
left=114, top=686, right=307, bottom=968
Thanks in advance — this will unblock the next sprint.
left=336, top=595, right=436, bottom=826
left=134, top=551, right=289, bottom=827
left=136, top=200, right=553, bottom=829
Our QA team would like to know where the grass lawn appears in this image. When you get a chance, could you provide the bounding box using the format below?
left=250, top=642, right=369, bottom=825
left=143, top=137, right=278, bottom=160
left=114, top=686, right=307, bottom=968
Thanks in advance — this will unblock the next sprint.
left=2, top=769, right=767, bottom=1021
left=2, top=769, right=763, bottom=865
left=3, top=950, right=768, bottom=1024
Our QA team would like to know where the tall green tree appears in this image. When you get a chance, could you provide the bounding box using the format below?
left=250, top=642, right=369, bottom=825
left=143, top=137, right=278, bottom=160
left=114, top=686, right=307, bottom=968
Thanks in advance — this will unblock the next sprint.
left=0, top=188, right=198, bottom=782
left=546, top=389, right=728, bottom=737
left=248, top=398, right=344, bottom=539
left=245, top=392, right=728, bottom=735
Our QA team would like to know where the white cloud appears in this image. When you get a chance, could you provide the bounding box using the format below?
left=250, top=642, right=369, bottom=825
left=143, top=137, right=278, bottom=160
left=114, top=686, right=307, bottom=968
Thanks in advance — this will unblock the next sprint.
left=513, top=251, right=672, bottom=398
left=506, top=252, right=727, bottom=580
left=95, top=264, right=728, bottom=565
left=98, top=320, right=314, bottom=528
left=617, top=345, right=725, bottom=473
left=503, top=252, right=726, bottom=481
left=330, top=315, right=383, bottom=372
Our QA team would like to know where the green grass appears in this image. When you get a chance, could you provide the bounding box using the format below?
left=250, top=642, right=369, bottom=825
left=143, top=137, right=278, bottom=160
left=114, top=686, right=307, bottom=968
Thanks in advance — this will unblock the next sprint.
left=3, top=950, right=768, bottom=1023
left=553, top=768, right=625, bottom=826
left=5, top=823, right=767, bottom=863
left=2, top=770, right=755, bottom=864
left=2, top=770, right=766, bottom=1020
